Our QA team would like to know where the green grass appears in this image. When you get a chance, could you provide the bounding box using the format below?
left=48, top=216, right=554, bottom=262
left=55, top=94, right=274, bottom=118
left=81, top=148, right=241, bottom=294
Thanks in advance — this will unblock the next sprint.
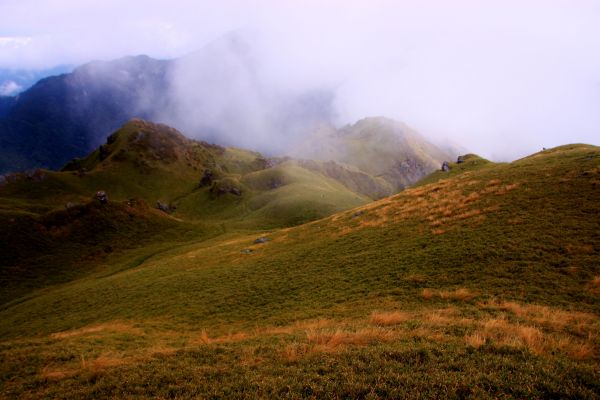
left=0, top=142, right=599, bottom=398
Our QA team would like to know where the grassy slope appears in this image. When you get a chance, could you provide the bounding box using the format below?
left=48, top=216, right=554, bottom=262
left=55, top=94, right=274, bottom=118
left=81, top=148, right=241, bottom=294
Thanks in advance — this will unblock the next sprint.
left=0, top=144, right=599, bottom=398
left=0, top=119, right=376, bottom=306
left=291, top=117, right=453, bottom=193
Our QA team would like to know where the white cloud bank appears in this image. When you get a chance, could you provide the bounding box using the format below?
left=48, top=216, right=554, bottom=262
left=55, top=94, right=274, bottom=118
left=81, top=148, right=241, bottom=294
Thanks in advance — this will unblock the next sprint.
left=0, top=0, right=599, bottom=160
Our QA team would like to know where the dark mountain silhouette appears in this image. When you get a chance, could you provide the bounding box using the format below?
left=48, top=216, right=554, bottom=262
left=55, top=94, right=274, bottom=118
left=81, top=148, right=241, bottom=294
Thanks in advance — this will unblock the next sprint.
left=0, top=55, right=170, bottom=172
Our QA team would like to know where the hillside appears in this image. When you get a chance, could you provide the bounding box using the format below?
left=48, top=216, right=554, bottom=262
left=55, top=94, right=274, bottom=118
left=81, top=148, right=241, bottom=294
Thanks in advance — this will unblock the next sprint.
left=0, top=143, right=598, bottom=398
left=291, top=117, right=453, bottom=194
left=0, top=119, right=388, bottom=303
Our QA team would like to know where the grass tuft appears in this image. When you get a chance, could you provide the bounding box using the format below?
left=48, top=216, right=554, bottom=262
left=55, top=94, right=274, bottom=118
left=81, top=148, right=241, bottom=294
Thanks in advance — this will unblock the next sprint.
left=370, top=311, right=411, bottom=326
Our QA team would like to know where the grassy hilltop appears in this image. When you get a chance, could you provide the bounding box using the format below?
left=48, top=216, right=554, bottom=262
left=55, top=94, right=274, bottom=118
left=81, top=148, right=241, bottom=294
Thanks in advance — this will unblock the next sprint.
left=0, top=126, right=599, bottom=397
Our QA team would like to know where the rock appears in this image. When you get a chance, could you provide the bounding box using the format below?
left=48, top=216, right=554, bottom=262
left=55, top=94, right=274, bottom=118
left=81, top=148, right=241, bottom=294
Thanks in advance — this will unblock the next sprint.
left=199, top=170, right=214, bottom=187
left=25, top=169, right=46, bottom=182
left=254, top=237, right=269, bottom=244
left=210, top=181, right=242, bottom=197
left=156, top=201, right=174, bottom=213
left=95, top=191, right=108, bottom=204
left=457, top=156, right=466, bottom=164
left=268, top=177, right=283, bottom=189
left=351, top=211, right=365, bottom=219
left=65, top=202, right=76, bottom=210
left=241, top=249, right=253, bottom=254
left=441, top=161, right=450, bottom=172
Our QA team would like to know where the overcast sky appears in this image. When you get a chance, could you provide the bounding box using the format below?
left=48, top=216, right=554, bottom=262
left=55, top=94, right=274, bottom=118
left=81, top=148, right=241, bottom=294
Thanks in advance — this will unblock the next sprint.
left=1, top=0, right=599, bottom=160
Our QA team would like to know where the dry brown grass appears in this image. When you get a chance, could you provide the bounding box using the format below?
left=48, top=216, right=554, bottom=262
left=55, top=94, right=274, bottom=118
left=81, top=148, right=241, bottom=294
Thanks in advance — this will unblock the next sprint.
left=422, top=288, right=477, bottom=302
left=495, top=182, right=521, bottom=195
left=590, top=276, right=600, bottom=295
left=464, top=192, right=481, bottom=203
left=280, top=343, right=310, bottom=361
left=442, top=288, right=477, bottom=301
left=306, top=327, right=395, bottom=352
left=40, top=366, right=74, bottom=380
left=40, top=353, right=129, bottom=380
left=465, top=316, right=597, bottom=359
left=369, top=311, right=411, bottom=326
left=404, top=273, right=427, bottom=283
left=472, top=301, right=599, bottom=359
left=197, top=329, right=249, bottom=344
left=465, top=332, right=486, bottom=348
left=565, top=244, right=594, bottom=254
left=50, top=321, right=143, bottom=339
left=565, top=342, right=596, bottom=360
left=90, top=354, right=127, bottom=371
left=454, top=209, right=481, bottom=220
left=467, top=318, right=545, bottom=354
left=488, top=301, right=596, bottom=330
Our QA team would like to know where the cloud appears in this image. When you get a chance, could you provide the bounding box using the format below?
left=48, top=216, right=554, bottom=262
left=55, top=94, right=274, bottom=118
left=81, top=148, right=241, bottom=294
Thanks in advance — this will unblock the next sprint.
left=0, top=36, right=32, bottom=47
left=0, top=0, right=599, bottom=160
left=0, top=80, right=22, bottom=96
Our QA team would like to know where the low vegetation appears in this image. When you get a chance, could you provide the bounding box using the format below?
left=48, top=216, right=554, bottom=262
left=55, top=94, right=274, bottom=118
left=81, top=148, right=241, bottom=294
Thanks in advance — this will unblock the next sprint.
left=0, top=140, right=599, bottom=398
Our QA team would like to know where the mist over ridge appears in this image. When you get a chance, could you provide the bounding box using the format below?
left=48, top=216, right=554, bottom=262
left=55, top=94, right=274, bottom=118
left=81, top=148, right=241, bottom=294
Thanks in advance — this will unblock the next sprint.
left=1, top=1, right=599, bottom=164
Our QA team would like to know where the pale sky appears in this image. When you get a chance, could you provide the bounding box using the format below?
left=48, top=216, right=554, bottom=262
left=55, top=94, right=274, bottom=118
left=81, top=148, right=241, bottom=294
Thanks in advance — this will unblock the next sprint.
left=1, top=0, right=599, bottom=160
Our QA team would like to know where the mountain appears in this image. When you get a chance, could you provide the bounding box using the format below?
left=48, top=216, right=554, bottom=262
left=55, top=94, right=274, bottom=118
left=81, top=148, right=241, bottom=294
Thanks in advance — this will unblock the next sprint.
left=0, top=142, right=598, bottom=398
left=0, top=96, right=15, bottom=117
left=0, top=34, right=338, bottom=174
left=0, top=55, right=170, bottom=172
left=0, top=65, right=73, bottom=96
left=291, top=117, right=453, bottom=194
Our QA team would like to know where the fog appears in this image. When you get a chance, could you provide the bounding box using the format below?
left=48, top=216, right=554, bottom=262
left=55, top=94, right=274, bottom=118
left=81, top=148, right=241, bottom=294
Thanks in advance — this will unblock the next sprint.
left=1, top=0, right=600, bottom=160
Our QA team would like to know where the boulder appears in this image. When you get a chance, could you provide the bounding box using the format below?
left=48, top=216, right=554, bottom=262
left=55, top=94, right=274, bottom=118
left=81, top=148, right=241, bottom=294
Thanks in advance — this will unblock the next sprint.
left=95, top=191, right=108, bottom=204
left=156, top=201, right=174, bottom=213
left=457, top=156, right=466, bottom=164
left=351, top=211, right=365, bottom=219
left=268, top=177, right=283, bottom=190
left=199, top=170, right=214, bottom=187
left=254, top=237, right=269, bottom=244
left=441, top=161, right=450, bottom=172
